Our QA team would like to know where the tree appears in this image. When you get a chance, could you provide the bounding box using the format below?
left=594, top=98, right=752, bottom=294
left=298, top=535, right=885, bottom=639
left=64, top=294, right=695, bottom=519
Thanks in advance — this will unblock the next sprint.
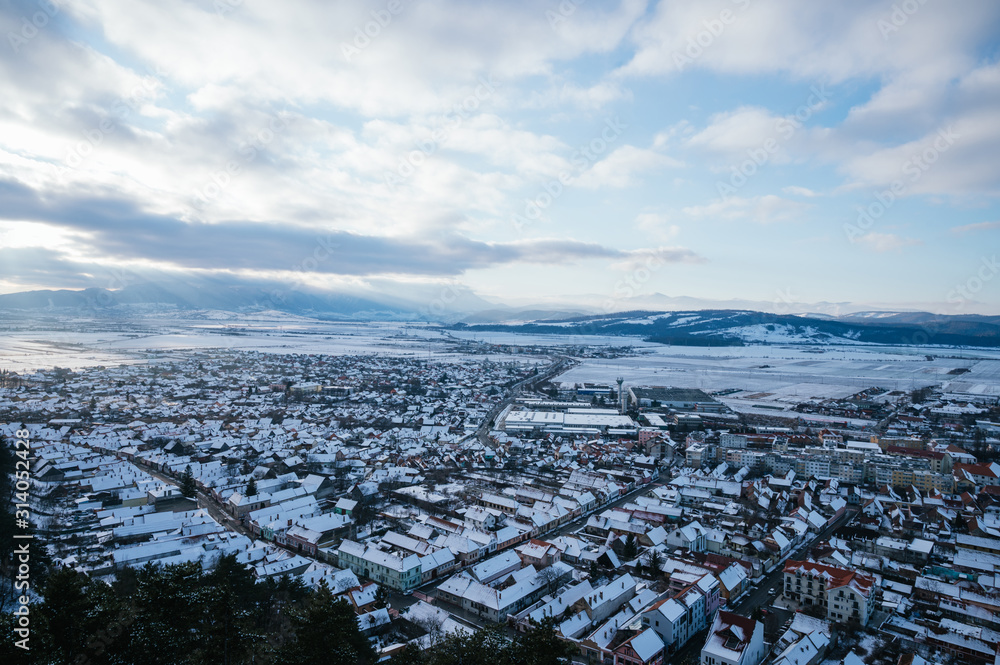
left=246, top=477, right=258, bottom=497
left=355, top=501, right=377, bottom=526
left=390, top=644, right=426, bottom=665
left=953, top=513, right=968, bottom=534
left=514, top=616, right=577, bottom=665
left=274, top=581, right=374, bottom=665
left=622, top=534, right=638, bottom=560
left=180, top=465, right=197, bottom=499
left=375, top=585, right=390, bottom=609
left=426, top=624, right=510, bottom=665
left=644, top=549, right=663, bottom=578
left=537, top=566, right=562, bottom=593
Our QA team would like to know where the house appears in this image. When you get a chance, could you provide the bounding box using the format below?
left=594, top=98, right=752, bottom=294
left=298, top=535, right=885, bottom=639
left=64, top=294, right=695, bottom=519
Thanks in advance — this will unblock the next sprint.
left=515, top=539, right=562, bottom=567
left=666, top=521, right=708, bottom=553
left=717, top=563, right=750, bottom=602
left=614, top=628, right=665, bottom=665
left=435, top=562, right=573, bottom=622
left=782, top=560, right=877, bottom=625
left=335, top=498, right=358, bottom=516
left=700, top=611, right=766, bottom=665
left=337, top=540, right=422, bottom=592
left=643, top=598, right=689, bottom=653
left=469, top=550, right=522, bottom=586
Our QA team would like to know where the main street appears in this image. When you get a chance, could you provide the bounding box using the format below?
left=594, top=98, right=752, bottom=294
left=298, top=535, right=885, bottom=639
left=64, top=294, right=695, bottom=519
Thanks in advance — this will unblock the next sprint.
left=476, top=354, right=576, bottom=448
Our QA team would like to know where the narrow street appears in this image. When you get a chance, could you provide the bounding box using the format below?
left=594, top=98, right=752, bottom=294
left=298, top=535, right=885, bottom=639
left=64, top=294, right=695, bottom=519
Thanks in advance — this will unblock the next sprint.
left=731, top=506, right=858, bottom=616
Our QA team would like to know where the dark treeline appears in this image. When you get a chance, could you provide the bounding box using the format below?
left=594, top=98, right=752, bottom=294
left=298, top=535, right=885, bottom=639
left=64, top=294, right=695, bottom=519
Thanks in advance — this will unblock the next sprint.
left=1, top=555, right=373, bottom=665
left=0, top=553, right=575, bottom=665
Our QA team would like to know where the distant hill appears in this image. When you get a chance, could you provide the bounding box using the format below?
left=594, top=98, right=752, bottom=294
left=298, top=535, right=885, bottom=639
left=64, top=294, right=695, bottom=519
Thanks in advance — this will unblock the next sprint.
left=0, top=284, right=420, bottom=320
left=3, top=284, right=999, bottom=347
left=453, top=309, right=1000, bottom=347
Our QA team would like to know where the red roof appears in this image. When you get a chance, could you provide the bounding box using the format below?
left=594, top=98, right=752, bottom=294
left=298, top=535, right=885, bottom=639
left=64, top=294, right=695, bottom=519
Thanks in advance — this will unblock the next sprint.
left=783, top=560, right=875, bottom=596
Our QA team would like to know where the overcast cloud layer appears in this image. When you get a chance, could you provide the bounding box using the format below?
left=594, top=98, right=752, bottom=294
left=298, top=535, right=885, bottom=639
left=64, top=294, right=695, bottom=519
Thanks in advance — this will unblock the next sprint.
left=1, top=0, right=998, bottom=314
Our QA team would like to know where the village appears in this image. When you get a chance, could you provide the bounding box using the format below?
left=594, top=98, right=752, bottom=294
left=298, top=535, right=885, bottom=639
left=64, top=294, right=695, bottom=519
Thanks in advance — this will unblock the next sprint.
left=3, top=344, right=1000, bottom=665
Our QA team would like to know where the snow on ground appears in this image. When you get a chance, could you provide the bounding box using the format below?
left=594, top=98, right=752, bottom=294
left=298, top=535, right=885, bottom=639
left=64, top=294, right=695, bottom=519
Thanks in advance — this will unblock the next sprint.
left=0, top=321, right=540, bottom=373
left=403, top=601, right=474, bottom=646
left=560, top=343, right=1000, bottom=399
left=5, top=317, right=1000, bottom=402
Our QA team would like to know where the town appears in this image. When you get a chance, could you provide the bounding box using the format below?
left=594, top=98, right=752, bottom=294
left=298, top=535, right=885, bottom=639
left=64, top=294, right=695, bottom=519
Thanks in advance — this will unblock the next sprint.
left=3, top=335, right=1000, bottom=665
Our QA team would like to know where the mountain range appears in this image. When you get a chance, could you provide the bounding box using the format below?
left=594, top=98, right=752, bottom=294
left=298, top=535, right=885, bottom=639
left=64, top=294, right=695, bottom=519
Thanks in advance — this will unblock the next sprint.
left=1, top=284, right=999, bottom=347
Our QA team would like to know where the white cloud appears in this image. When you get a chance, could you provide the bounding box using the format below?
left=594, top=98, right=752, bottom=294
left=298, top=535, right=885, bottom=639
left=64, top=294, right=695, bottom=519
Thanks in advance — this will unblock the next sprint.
left=782, top=186, right=819, bottom=197
left=951, top=221, right=1000, bottom=235
left=575, top=145, right=683, bottom=189
left=682, top=195, right=810, bottom=223
left=855, top=232, right=921, bottom=252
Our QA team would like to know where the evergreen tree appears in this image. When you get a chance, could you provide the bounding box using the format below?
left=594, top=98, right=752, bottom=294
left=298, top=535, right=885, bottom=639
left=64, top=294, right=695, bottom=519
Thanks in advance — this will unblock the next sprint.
left=180, top=464, right=197, bottom=498
left=644, top=548, right=664, bottom=578
left=118, top=562, right=212, bottom=665
left=274, top=580, right=374, bottom=665
left=246, top=476, right=258, bottom=497
left=196, top=554, right=268, bottom=665
left=622, top=534, right=638, bottom=560
left=514, top=616, right=577, bottom=665
left=390, top=643, right=426, bottom=665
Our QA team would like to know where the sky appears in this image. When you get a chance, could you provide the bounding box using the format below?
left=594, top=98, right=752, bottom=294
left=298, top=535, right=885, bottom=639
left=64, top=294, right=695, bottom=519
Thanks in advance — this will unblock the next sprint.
left=1, top=0, right=999, bottom=316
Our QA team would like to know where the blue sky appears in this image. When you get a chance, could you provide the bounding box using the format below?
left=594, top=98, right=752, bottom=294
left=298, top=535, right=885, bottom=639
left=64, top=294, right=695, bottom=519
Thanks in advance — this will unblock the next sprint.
left=1, top=0, right=999, bottom=315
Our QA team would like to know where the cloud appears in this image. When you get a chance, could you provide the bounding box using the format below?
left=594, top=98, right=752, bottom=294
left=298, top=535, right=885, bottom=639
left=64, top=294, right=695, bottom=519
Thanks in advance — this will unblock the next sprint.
left=0, top=178, right=706, bottom=280
left=684, top=106, right=782, bottom=156
left=635, top=213, right=678, bottom=235
left=782, top=186, right=819, bottom=197
left=682, top=195, right=811, bottom=223
left=854, top=232, right=921, bottom=252
left=618, top=0, right=999, bottom=82
left=575, top=145, right=683, bottom=189
left=610, top=246, right=706, bottom=271
left=952, top=220, right=1000, bottom=235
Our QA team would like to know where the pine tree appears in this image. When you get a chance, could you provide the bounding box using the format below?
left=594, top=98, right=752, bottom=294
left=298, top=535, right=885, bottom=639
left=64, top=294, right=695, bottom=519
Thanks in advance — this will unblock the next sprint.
left=516, top=616, right=577, bottom=665
left=622, top=533, right=638, bottom=560
left=274, top=580, right=375, bottom=665
left=180, top=465, right=196, bottom=498
left=644, top=548, right=663, bottom=578
left=246, top=477, right=257, bottom=497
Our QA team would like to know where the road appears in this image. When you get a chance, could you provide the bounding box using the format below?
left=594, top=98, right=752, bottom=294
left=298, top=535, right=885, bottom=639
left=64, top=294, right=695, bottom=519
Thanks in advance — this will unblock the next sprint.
left=730, top=506, right=858, bottom=616
left=476, top=355, right=576, bottom=447
left=549, top=480, right=661, bottom=540
left=120, top=453, right=254, bottom=538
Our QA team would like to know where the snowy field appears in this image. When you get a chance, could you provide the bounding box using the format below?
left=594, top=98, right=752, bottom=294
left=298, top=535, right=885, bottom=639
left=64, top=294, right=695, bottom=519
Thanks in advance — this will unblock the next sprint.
left=4, top=318, right=1000, bottom=403
left=0, top=319, right=530, bottom=373
left=562, top=342, right=1000, bottom=405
